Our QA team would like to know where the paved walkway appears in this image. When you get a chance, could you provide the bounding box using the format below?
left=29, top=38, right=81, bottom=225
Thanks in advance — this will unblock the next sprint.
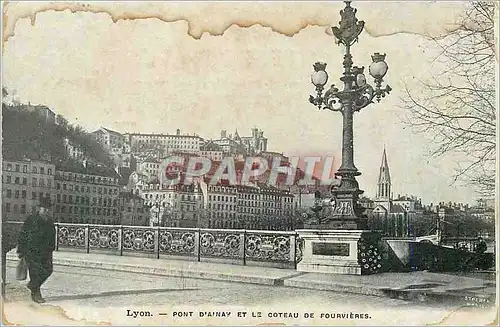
left=4, top=264, right=496, bottom=326
left=5, top=249, right=496, bottom=307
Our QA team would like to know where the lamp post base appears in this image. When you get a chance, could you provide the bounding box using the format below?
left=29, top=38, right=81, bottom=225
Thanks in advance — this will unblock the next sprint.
left=296, top=229, right=383, bottom=275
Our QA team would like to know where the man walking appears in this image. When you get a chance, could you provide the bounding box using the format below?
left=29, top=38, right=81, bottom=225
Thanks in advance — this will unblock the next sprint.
left=17, top=196, right=56, bottom=303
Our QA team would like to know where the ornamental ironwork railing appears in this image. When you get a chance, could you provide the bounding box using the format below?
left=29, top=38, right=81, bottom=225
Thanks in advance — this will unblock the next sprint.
left=5, top=222, right=303, bottom=268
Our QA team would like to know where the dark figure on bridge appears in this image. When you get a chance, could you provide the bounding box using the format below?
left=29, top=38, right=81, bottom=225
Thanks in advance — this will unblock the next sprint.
left=17, top=196, right=56, bottom=303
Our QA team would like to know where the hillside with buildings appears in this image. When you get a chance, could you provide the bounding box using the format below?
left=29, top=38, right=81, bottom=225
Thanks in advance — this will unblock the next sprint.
left=2, top=95, right=494, bottom=238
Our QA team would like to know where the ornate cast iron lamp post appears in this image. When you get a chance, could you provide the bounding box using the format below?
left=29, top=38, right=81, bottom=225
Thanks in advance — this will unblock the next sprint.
left=308, top=1, right=391, bottom=229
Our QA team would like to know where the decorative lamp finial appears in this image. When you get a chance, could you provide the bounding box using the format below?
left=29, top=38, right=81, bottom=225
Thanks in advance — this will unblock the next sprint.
left=313, top=62, right=327, bottom=72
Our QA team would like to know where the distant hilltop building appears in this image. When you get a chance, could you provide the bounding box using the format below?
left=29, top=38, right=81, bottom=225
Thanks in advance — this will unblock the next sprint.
left=199, top=141, right=224, bottom=162
left=91, top=127, right=132, bottom=169
left=126, top=129, right=204, bottom=156
left=92, top=127, right=127, bottom=151
left=213, top=128, right=268, bottom=157
left=16, top=102, right=56, bottom=124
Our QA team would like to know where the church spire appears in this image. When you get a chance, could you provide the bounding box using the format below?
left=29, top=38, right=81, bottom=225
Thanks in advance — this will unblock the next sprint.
left=376, top=148, right=391, bottom=199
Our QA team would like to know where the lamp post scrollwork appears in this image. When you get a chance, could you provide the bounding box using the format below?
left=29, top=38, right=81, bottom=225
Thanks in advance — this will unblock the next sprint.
left=307, top=1, right=392, bottom=228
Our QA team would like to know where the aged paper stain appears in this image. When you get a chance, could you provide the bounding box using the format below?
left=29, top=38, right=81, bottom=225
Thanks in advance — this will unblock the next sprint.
left=3, top=1, right=467, bottom=48
left=3, top=302, right=112, bottom=325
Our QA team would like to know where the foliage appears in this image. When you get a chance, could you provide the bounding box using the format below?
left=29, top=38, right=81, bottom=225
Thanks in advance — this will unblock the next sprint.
left=401, top=2, right=496, bottom=195
left=2, top=104, right=113, bottom=166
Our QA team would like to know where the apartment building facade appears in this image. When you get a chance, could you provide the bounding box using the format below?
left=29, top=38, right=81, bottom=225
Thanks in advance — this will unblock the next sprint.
left=2, top=159, right=55, bottom=221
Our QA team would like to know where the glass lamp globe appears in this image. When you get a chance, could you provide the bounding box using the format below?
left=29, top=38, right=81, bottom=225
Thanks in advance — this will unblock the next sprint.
left=311, top=70, right=328, bottom=87
left=369, top=53, right=388, bottom=79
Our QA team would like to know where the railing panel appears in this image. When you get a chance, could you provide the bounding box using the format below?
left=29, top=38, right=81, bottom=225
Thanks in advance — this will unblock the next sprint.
left=245, top=231, right=293, bottom=263
left=199, top=229, right=242, bottom=260
left=122, top=226, right=156, bottom=253
left=58, top=224, right=86, bottom=248
left=88, top=225, right=120, bottom=250
left=158, top=228, right=197, bottom=256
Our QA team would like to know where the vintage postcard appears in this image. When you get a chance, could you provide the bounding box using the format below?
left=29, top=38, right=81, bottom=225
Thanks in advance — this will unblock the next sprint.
left=1, top=1, right=498, bottom=326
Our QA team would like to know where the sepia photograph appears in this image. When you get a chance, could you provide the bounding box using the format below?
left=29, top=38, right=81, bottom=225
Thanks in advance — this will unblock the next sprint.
left=1, top=0, right=498, bottom=325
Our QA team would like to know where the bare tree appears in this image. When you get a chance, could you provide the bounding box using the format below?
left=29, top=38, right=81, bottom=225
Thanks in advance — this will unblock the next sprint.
left=401, top=2, right=496, bottom=195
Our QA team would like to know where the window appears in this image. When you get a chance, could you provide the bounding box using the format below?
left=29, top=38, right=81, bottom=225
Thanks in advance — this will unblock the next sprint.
left=39, top=192, right=43, bottom=199
left=32, top=178, right=37, bottom=187
left=39, top=179, right=45, bottom=187
left=32, top=166, right=37, bottom=173
left=6, top=189, right=12, bottom=198
left=13, top=204, right=18, bottom=213
left=6, top=176, right=11, bottom=184
left=23, top=165, right=27, bottom=173
left=32, top=192, right=36, bottom=199
left=63, top=195, right=67, bottom=203
left=5, top=203, right=11, bottom=212
left=15, top=164, right=20, bottom=172
left=6, top=163, right=12, bottom=171
left=63, top=184, right=67, bottom=190
left=20, top=205, right=26, bottom=214
left=40, top=167, right=45, bottom=174
left=57, top=194, right=61, bottom=203
left=47, top=180, right=52, bottom=188
left=14, top=177, right=19, bottom=184
left=48, top=168, right=52, bottom=175
left=57, top=183, right=61, bottom=190
left=21, top=190, right=26, bottom=199
left=23, top=177, right=27, bottom=185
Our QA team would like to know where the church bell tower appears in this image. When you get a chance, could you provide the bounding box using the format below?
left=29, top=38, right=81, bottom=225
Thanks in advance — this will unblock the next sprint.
left=376, top=148, right=391, bottom=199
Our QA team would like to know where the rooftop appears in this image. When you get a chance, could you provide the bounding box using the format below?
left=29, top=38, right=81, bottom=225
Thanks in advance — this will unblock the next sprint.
left=101, top=127, right=124, bottom=136
left=55, top=159, right=121, bottom=178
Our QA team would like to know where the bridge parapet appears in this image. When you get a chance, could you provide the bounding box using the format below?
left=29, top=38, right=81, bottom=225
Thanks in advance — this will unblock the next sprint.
left=5, top=222, right=304, bottom=269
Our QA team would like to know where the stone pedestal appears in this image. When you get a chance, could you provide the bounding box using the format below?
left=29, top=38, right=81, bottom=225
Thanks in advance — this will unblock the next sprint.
left=296, top=229, right=381, bottom=275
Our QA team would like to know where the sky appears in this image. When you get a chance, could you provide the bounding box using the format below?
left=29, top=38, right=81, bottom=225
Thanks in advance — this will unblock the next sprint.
left=2, top=1, right=485, bottom=205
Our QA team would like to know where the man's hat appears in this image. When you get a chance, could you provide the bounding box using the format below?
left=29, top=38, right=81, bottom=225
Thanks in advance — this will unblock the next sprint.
left=39, top=196, right=53, bottom=209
